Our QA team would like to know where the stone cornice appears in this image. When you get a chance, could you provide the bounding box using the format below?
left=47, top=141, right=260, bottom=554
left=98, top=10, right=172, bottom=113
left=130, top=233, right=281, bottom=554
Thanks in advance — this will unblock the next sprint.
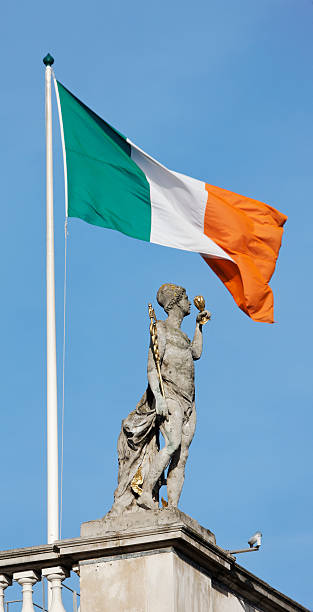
left=0, top=517, right=308, bottom=612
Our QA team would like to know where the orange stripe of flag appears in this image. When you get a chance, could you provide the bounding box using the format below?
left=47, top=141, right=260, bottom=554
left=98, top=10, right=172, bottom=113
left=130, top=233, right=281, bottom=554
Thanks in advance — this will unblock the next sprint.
left=203, top=184, right=287, bottom=323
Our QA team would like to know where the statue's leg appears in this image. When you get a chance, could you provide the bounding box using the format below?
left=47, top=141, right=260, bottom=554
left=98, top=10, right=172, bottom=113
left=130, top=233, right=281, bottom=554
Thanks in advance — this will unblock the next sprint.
left=137, top=399, right=183, bottom=509
left=167, top=403, right=196, bottom=507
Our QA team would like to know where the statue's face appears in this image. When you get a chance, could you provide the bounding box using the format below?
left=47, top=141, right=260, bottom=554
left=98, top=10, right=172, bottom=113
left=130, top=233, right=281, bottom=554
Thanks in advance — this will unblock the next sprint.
left=178, top=291, right=191, bottom=317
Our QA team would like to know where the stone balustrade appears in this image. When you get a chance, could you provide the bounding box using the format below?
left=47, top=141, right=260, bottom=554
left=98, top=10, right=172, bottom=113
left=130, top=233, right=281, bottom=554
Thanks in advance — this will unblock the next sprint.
left=0, top=554, right=77, bottom=612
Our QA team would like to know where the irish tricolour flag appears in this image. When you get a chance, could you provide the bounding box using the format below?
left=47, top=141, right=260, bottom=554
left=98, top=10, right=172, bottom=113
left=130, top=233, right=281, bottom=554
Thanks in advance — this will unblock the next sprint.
left=55, top=81, right=287, bottom=323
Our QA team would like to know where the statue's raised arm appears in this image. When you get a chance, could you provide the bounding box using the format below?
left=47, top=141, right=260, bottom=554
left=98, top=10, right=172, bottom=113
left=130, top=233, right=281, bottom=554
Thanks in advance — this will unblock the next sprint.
left=191, top=296, right=211, bottom=360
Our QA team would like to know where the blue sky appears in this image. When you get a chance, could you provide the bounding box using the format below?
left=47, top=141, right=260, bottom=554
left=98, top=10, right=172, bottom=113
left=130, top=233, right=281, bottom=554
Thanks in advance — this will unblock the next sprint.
left=1, top=0, right=313, bottom=608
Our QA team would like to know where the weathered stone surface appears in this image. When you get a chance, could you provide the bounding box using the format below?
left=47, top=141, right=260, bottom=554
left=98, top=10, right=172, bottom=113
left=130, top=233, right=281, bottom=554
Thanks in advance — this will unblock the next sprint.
left=81, top=506, right=216, bottom=545
left=80, top=548, right=213, bottom=612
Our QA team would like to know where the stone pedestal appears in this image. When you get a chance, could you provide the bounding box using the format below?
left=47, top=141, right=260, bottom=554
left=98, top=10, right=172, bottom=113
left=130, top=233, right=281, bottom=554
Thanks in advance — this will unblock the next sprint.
left=78, top=508, right=305, bottom=612
left=80, top=508, right=217, bottom=612
left=81, top=544, right=212, bottom=611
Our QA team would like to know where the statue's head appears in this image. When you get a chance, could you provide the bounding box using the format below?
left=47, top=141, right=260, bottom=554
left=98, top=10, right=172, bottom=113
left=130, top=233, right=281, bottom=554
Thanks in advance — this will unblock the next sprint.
left=157, top=283, right=191, bottom=316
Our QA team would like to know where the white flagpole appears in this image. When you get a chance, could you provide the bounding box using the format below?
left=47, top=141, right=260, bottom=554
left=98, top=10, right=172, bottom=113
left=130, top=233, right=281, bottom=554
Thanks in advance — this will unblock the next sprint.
left=43, top=53, right=59, bottom=545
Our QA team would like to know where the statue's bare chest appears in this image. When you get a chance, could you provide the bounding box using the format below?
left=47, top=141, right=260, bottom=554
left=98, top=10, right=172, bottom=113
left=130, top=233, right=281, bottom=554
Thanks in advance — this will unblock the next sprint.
left=162, top=327, right=193, bottom=368
left=161, top=326, right=194, bottom=387
left=165, top=327, right=191, bottom=351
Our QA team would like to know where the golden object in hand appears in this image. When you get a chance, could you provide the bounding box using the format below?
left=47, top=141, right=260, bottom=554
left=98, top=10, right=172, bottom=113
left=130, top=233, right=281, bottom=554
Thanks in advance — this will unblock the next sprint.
left=193, top=295, right=211, bottom=324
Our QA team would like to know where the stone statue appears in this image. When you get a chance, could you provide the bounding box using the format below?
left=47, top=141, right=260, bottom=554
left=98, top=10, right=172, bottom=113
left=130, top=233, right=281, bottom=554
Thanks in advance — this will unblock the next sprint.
left=109, top=283, right=210, bottom=515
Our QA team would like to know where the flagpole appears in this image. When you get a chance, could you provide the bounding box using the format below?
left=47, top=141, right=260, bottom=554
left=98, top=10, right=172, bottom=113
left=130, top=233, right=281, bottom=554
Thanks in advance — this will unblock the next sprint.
left=43, top=53, right=59, bottom=545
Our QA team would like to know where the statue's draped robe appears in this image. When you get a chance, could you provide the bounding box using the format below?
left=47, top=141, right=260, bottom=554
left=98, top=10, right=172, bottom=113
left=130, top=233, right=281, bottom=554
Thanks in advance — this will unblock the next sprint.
left=112, top=386, right=159, bottom=512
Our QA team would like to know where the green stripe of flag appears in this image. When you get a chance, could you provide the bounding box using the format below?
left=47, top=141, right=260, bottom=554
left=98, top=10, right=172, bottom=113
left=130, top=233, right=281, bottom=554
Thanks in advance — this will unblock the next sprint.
left=56, top=82, right=152, bottom=241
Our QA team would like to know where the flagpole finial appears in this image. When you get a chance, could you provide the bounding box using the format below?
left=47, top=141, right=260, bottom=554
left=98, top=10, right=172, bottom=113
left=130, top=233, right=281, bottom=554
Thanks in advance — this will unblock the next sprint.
left=43, top=53, right=54, bottom=67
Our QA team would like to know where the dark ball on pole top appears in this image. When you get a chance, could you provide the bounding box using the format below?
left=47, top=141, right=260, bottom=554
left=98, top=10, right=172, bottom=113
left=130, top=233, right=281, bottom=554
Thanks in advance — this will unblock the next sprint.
left=43, top=53, right=54, bottom=67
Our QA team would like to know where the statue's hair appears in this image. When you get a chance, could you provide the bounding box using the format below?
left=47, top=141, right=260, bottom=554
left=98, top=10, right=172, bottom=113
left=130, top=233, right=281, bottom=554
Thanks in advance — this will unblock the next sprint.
left=157, top=283, right=185, bottom=313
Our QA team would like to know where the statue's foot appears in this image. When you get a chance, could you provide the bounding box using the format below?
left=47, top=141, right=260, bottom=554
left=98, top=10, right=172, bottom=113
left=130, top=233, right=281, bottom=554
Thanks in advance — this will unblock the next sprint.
left=137, top=491, right=155, bottom=510
left=167, top=501, right=178, bottom=508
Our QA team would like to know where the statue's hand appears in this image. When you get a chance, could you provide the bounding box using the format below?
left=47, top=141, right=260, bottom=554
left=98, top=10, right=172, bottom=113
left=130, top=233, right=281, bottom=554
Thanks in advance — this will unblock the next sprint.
left=196, top=309, right=211, bottom=325
left=155, top=395, right=169, bottom=420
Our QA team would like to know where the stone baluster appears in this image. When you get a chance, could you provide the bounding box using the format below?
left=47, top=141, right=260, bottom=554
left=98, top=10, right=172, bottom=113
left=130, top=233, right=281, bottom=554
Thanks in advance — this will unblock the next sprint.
left=0, top=574, right=12, bottom=612
left=42, top=566, right=69, bottom=612
left=13, top=570, right=40, bottom=612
